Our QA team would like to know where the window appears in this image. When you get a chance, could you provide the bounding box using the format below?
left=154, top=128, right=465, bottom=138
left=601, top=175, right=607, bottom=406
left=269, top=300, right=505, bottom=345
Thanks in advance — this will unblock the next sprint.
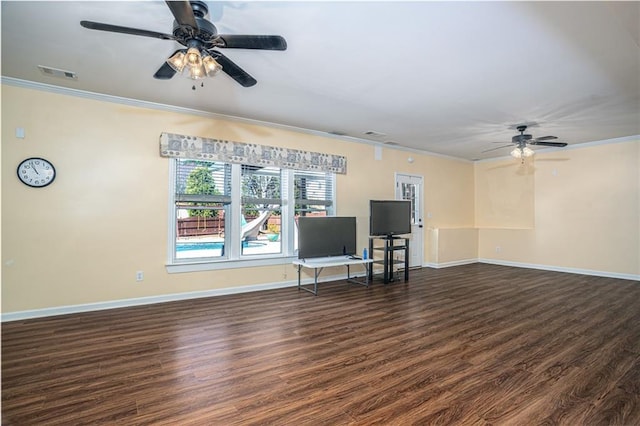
left=294, top=170, right=334, bottom=217
left=241, top=165, right=282, bottom=256
left=168, top=158, right=335, bottom=269
left=293, top=170, right=334, bottom=252
left=174, top=160, right=230, bottom=260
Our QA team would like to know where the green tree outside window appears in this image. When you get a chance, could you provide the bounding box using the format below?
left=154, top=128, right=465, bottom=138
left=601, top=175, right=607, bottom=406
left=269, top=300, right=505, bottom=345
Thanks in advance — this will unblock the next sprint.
left=186, top=166, right=220, bottom=231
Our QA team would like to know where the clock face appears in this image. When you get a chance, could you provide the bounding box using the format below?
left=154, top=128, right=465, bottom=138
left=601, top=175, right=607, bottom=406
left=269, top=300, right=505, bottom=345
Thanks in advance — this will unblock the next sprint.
left=17, top=157, right=56, bottom=188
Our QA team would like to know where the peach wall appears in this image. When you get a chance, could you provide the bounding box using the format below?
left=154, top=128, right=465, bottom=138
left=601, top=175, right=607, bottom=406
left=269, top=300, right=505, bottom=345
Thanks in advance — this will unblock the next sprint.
left=5, top=83, right=634, bottom=317
left=476, top=140, right=640, bottom=277
left=429, top=228, right=478, bottom=265
left=474, top=159, right=535, bottom=229
left=1, top=84, right=474, bottom=314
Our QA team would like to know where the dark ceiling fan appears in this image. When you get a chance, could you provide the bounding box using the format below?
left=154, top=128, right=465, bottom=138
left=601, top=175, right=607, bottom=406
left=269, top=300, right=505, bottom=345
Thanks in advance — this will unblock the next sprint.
left=483, top=125, right=567, bottom=159
left=80, top=0, right=287, bottom=87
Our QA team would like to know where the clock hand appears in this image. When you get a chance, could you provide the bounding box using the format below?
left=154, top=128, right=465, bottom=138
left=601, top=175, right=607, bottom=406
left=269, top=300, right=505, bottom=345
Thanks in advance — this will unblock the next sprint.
left=30, top=161, right=40, bottom=175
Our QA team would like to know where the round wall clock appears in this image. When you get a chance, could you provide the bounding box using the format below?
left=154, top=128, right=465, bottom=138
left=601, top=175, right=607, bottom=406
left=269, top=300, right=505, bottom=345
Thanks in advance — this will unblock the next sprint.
left=17, top=157, right=56, bottom=188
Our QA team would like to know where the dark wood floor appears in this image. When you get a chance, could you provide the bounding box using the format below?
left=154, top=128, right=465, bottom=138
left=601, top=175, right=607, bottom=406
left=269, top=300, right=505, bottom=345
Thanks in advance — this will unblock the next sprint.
left=2, top=264, right=640, bottom=425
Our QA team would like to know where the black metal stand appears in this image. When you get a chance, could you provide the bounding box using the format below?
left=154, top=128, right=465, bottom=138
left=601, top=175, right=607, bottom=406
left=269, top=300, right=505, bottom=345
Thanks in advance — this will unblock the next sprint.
left=368, top=236, right=409, bottom=284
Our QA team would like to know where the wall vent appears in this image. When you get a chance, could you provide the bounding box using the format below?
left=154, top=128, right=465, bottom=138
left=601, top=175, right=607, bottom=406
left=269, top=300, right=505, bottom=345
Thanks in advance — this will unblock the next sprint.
left=38, top=65, right=78, bottom=80
left=364, top=130, right=387, bottom=138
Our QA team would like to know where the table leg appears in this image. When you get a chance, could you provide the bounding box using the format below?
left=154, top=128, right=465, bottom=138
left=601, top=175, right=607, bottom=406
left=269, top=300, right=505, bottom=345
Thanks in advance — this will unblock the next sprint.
left=346, top=264, right=369, bottom=288
left=314, top=268, right=320, bottom=295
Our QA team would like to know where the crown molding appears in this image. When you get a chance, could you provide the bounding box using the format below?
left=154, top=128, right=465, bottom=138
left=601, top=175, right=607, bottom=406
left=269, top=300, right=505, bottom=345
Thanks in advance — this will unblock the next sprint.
left=1, top=77, right=469, bottom=163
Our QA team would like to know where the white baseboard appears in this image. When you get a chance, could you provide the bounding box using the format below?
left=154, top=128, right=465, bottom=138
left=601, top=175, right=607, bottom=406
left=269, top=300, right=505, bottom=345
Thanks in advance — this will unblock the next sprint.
left=1, top=271, right=357, bottom=322
left=477, top=258, right=640, bottom=282
left=425, top=258, right=639, bottom=281
left=4, top=261, right=636, bottom=322
left=424, top=258, right=478, bottom=269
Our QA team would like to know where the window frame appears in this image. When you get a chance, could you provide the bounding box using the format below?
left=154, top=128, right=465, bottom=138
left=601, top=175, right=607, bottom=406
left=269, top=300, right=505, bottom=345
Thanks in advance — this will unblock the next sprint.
left=166, top=158, right=336, bottom=273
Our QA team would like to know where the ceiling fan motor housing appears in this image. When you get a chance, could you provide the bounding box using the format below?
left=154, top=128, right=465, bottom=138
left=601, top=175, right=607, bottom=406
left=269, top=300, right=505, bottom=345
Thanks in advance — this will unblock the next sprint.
left=511, top=125, right=531, bottom=145
left=174, top=17, right=217, bottom=39
left=513, top=133, right=532, bottom=144
left=172, top=1, right=218, bottom=43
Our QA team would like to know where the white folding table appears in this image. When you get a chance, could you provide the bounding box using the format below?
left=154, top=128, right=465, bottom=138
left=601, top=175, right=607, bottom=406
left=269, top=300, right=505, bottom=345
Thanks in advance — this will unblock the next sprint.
left=293, top=255, right=373, bottom=295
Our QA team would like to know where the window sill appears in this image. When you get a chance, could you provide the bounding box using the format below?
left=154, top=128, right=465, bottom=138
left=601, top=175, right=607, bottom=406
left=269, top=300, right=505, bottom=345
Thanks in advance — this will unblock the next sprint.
left=166, top=255, right=298, bottom=274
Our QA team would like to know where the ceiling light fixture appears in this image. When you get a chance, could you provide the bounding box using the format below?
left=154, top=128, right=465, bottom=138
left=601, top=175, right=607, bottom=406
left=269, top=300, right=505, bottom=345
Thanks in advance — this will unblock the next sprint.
left=166, top=51, right=186, bottom=73
left=166, top=43, right=222, bottom=81
left=202, top=53, right=222, bottom=76
left=511, top=146, right=534, bottom=161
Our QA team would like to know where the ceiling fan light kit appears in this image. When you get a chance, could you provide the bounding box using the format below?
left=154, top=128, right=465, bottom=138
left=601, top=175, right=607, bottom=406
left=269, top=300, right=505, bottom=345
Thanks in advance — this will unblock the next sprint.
left=202, top=54, right=222, bottom=76
left=167, top=51, right=186, bottom=73
left=185, top=47, right=202, bottom=67
left=166, top=45, right=222, bottom=79
left=510, top=146, right=534, bottom=159
left=80, top=0, right=287, bottom=87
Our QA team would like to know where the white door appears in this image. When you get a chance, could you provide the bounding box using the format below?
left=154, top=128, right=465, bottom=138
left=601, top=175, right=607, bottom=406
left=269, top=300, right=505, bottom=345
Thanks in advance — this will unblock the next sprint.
left=395, top=173, right=424, bottom=268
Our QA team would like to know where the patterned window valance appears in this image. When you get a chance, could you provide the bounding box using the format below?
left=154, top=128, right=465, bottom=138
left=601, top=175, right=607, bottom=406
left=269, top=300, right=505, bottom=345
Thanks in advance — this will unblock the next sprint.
left=159, top=132, right=347, bottom=174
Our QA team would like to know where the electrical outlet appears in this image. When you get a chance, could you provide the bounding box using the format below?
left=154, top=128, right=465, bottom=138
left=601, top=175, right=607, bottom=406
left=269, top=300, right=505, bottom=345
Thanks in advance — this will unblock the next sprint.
left=136, top=271, right=144, bottom=282
left=495, top=246, right=502, bottom=253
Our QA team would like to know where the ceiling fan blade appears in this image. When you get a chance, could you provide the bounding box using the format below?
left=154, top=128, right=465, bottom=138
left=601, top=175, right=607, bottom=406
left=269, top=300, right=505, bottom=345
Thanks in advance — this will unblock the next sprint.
left=482, top=144, right=513, bottom=153
left=165, top=1, right=198, bottom=29
left=217, top=35, right=287, bottom=50
left=213, top=52, right=257, bottom=87
left=80, top=21, right=175, bottom=40
left=529, top=141, right=568, bottom=147
left=154, top=63, right=177, bottom=80
left=153, top=50, right=184, bottom=80
left=534, top=135, right=558, bottom=141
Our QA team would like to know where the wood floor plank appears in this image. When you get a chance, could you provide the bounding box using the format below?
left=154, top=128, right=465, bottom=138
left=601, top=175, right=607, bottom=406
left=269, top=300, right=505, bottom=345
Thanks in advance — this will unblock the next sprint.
left=3, top=264, right=640, bottom=425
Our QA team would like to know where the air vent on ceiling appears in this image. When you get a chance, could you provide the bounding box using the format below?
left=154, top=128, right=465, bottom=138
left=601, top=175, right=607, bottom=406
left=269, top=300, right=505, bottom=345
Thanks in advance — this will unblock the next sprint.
left=38, top=65, right=78, bottom=80
left=364, top=130, right=387, bottom=138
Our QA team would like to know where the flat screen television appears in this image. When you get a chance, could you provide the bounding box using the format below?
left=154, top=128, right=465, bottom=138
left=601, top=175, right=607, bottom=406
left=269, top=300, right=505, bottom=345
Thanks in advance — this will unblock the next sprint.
left=298, top=216, right=357, bottom=259
left=370, top=200, right=412, bottom=237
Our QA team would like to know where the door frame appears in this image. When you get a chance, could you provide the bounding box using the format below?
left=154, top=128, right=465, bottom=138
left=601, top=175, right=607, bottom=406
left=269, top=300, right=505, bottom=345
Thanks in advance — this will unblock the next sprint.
left=395, top=172, right=424, bottom=268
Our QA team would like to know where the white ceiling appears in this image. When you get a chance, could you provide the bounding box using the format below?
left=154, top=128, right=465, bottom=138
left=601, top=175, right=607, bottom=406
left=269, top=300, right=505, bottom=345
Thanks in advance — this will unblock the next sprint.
left=2, top=1, right=639, bottom=160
